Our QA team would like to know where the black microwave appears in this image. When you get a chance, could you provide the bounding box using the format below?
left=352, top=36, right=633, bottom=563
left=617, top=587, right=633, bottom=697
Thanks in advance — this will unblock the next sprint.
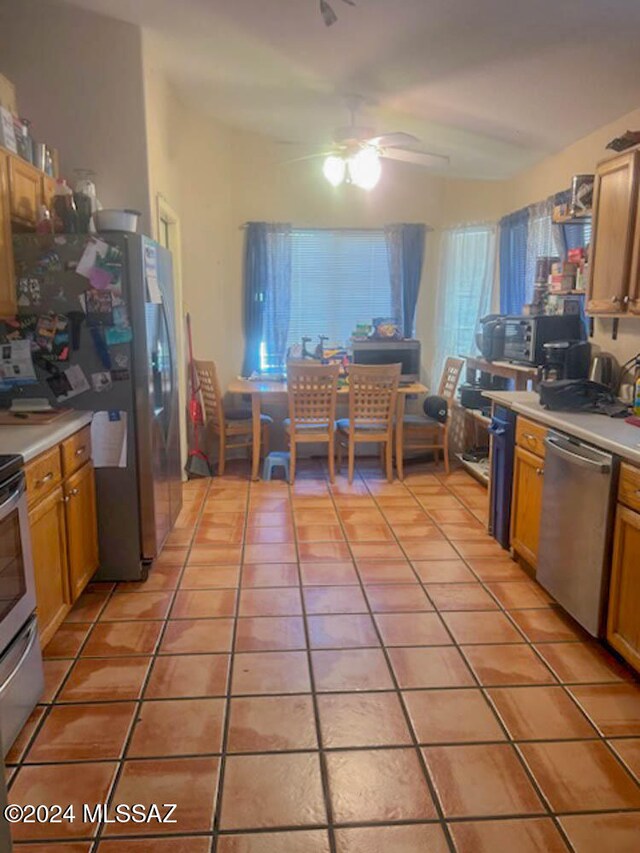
left=502, top=315, right=583, bottom=365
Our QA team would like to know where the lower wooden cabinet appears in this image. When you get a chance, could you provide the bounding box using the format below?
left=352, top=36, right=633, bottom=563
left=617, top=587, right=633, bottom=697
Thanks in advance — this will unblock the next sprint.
left=607, top=503, right=640, bottom=670
left=65, top=460, right=99, bottom=602
left=26, top=428, right=99, bottom=647
left=29, top=486, right=69, bottom=648
left=511, top=445, right=545, bottom=569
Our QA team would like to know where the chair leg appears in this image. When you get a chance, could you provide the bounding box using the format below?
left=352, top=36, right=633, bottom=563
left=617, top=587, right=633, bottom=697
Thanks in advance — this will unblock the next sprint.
left=217, top=432, right=226, bottom=477
left=289, top=440, right=297, bottom=485
left=348, top=437, right=355, bottom=485
left=261, top=423, right=270, bottom=458
left=442, top=426, right=450, bottom=476
left=336, top=437, right=342, bottom=473
left=385, top=438, right=393, bottom=483
left=328, top=435, right=335, bottom=484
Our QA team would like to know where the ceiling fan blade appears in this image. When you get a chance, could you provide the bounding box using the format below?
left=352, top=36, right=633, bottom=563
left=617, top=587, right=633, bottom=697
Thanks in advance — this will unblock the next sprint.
left=280, top=151, right=331, bottom=165
left=369, top=132, right=421, bottom=149
left=382, top=148, right=450, bottom=168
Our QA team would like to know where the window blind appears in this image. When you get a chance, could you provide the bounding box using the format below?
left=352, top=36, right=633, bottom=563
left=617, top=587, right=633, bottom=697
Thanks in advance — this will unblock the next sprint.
left=285, top=228, right=392, bottom=352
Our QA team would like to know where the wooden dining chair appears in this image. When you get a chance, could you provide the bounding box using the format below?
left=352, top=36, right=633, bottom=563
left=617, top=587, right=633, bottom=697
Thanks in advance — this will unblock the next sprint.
left=336, top=363, right=401, bottom=484
left=401, top=356, right=464, bottom=475
left=194, top=359, right=272, bottom=476
left=285, top=362, right=340, bottom=484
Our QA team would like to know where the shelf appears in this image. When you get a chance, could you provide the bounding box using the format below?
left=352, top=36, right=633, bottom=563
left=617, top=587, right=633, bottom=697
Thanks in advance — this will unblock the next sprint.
left=454, top=401, right=491, bottom=427
left=455, top=453, right=489, bottom=486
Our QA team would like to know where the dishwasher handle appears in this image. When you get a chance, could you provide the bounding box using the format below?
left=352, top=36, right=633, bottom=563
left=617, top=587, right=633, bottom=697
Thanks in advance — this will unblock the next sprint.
left=544, top=434, right=612, bottom=473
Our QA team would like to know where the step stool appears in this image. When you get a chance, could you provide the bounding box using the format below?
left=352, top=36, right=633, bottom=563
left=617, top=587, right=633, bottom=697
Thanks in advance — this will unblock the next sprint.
left=262, top=451, right=290, bottom=481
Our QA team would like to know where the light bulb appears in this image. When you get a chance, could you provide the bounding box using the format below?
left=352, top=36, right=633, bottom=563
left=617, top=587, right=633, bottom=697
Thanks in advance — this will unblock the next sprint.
left=348, top=147, right=382, bottom=190
left=323, top=155, right=346, bottom=187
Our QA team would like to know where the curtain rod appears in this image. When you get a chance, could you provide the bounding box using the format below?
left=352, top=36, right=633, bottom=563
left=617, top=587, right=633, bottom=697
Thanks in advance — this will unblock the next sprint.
left=238, top=223, right=434, bottom=231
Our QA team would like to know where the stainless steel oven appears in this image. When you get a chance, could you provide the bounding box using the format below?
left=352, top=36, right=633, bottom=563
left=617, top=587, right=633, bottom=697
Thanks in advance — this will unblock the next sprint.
left=0, top=455, right=43, bottom=756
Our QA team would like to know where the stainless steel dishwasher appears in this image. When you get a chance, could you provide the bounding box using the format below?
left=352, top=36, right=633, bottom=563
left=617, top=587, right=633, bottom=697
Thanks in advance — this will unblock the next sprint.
left=537, top=430, right=616, bottom=637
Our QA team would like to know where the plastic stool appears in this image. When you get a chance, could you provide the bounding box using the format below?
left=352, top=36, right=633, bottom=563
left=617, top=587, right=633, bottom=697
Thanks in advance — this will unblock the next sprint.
left=262, top=451, right=290, bottom=481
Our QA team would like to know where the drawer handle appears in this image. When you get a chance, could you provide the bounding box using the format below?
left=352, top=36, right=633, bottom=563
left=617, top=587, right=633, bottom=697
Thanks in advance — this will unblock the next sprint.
left=75, top=446, right=86, bottom=456
left=522, top=433, right=538, bottom=443
left=535, top=467, right=544, bottom=476
left=68, top=487, right=79, bottom=498
left=36, top=472, right=54, bottom=487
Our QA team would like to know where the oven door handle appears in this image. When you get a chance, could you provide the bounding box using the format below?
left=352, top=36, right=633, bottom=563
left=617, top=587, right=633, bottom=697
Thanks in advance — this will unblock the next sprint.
left=0, top=473, right=25, bottom=523
left=0, top=619, right=38, bottom=698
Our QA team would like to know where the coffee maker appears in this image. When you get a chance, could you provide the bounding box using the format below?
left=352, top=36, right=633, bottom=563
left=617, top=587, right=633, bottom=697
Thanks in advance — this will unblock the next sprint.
left=541, top=340, right=591, bottom=381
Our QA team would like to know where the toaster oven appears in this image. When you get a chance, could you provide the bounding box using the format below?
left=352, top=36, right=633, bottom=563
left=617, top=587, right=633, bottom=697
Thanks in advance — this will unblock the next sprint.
left=502, top=315, right=583, bottom=365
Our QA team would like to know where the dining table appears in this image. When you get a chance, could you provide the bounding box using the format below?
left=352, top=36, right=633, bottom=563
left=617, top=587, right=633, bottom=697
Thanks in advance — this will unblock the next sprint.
left=227, top=377, right=428, bottom=481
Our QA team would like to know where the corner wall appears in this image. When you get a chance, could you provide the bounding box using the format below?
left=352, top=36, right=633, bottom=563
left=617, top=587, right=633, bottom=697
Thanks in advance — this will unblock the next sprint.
left=0, top=0, right=152, bottom=231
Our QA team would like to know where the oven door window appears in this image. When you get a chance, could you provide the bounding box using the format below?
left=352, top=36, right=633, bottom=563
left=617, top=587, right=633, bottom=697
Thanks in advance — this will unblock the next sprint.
left=0, top=507, right=26, bottom=622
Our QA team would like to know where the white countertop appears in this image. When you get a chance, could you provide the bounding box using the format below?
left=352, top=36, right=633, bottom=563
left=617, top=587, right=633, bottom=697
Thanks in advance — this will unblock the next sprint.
left=483, top=391, right=640, bottom=465
left=0, top=411, right=93, bottom=463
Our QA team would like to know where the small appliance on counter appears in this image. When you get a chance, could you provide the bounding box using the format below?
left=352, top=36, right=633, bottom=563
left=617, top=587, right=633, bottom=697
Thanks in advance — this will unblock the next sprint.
left=502, top=314, right=584, bottom=366
left=478, top=315, right=505, bottom=361
left=540, top=340, right=591, bottom=381
left=589, top=353, right=619, bottom=391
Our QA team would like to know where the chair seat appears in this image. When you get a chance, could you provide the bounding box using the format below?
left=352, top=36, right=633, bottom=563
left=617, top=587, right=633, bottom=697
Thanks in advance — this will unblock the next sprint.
left=225, top=412, right=273, bottom=430
left=284, top=418, right=334, bottom=434
left=225, top=407, right=253, bottom=420
left=403, top=414, right=441, bottom=427
left=336, top=418, right=389, bottom=433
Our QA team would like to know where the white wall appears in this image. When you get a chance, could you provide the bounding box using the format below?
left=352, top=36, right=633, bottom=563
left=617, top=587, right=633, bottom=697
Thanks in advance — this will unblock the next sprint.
left=0, top=0, right=151, bottom=231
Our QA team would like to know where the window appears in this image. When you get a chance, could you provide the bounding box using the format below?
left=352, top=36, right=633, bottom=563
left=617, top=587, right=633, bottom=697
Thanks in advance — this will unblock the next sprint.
left=261, top=228, right=393, bottom=370
left=434, top=224, right=496, bottom=383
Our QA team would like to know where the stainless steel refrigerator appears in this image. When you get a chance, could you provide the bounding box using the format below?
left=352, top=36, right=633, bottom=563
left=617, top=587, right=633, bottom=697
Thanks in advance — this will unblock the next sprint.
left=11, top=233, right=182, bottom=581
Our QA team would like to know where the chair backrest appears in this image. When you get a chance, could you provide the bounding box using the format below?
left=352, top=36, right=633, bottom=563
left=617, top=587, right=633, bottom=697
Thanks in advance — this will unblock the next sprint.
left=437, top=357, right=465, bottom=402
left=347, top=363, right=401, bottom=430
left=194, top=359, right=224, bottom=428
left=287, top=363, right=339, bottom=431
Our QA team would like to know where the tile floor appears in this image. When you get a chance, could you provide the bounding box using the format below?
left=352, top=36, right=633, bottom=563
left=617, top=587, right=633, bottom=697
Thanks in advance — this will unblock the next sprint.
left=6, top=459, right=640, bottom=851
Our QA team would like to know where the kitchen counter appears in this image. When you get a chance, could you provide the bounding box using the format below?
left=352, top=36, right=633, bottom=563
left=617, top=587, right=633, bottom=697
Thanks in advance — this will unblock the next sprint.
left=483, top=390, right=640, bottom=465
left=0, top=411, right=93, bottom=463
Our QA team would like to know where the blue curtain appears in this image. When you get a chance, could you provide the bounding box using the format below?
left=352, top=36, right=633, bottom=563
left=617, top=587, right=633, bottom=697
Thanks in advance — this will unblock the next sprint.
left=385, top=223, right=427, bottom=337
left=499, top=207, right=529, bottom=315
left=242, top=222, right=292, bottom=376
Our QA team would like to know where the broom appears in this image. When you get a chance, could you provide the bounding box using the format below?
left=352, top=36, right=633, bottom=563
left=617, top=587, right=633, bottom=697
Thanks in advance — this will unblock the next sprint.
left=185, top=312, right=212, bottom=478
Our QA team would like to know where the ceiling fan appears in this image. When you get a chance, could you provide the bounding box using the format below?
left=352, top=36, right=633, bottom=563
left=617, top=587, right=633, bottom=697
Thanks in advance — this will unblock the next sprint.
left=287, top=97, right=450, bottom=189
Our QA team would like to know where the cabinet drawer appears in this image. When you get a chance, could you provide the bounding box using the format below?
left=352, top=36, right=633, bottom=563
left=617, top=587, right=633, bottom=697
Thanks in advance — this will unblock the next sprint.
left=25, top=446, right=62, bottom=506
left=619, top=463, right=640, bottom=513
left=516, top=416, right=548, bottom=459
left=61, top=426, right=92, bottom=477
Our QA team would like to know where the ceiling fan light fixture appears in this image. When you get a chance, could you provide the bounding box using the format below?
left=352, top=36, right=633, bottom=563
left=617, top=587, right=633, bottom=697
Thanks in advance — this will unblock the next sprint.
left=323, top=154, right=346, bottom=186
left=348, top=146, right=382, bottom=190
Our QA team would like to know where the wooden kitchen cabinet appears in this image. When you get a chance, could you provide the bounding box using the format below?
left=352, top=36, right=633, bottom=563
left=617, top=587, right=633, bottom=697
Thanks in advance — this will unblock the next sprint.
left=8, top=153, right=41, bottom=226
left=41, top=174, right=57, bottom=211
left=0, top=150, right=15, bottom=316
left=511, top=444, right=545, bottom=571
left=25, top=426, right=99, bottom=646
left=606, top=464, right=640, bottom=671
left=29, top=486, right=69, bottom=648
left=64, top=461, right=98, bottom=602
left=587, top=149, right=639, bottom=315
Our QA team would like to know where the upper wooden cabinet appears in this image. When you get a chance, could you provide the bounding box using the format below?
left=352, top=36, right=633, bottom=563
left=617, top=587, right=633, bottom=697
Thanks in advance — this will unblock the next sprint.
left=0, top=150, right=15, bottom=316
left=587, top=149, right=640, bottom=315
left=8, top=153, right=41, bottom=226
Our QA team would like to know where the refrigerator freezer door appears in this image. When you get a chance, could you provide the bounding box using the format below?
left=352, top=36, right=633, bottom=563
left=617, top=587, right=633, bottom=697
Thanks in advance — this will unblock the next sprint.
left=129, top=237, right=182, bottom=560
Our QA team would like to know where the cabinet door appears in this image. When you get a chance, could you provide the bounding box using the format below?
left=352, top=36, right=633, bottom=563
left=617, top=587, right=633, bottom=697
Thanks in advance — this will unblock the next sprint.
left=29, top=486, right=70, bottom=649
left=628, top=176, right=640, bottom=315
left=0, top=151, right=15, bottom=316
left=64, top=461, right=99, bottom=602
left=8, top=154, right=40, bottom=225
left=607, top=504, right=640, bottom=671
left=511, top=445, right=545, bottom=568
left=587, top=150, right=638, bottom=314
left=41, top=174, right=56, bottom=211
